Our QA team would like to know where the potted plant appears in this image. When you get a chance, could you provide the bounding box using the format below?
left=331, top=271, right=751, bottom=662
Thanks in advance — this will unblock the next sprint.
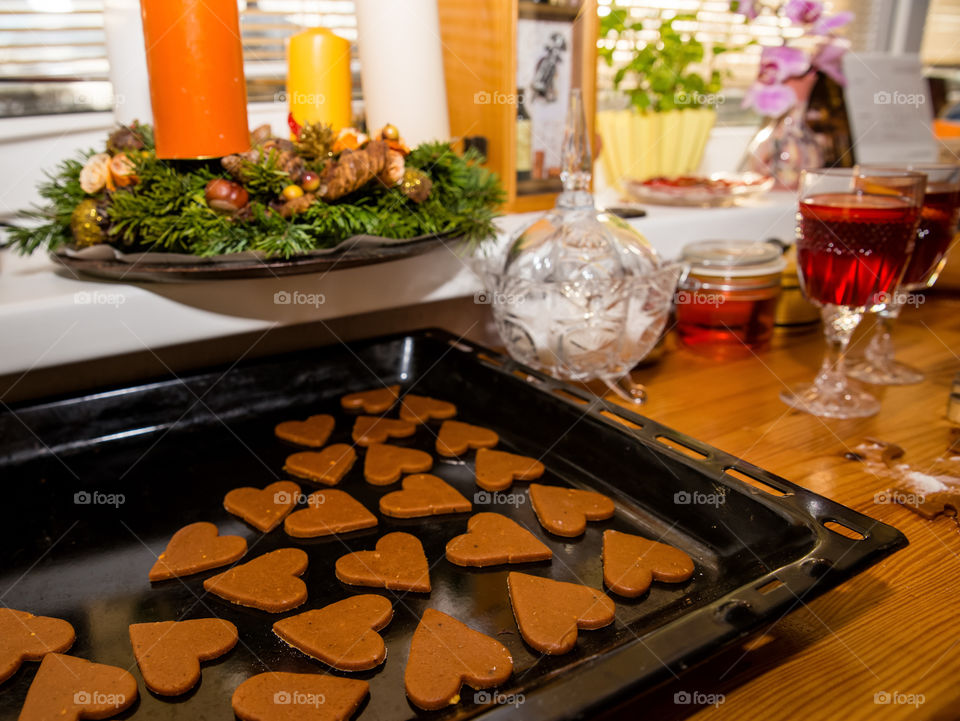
left=596, top=10, right=725, bottom=189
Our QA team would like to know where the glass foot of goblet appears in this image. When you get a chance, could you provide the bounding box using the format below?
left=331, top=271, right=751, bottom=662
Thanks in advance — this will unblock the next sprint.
left=780, top=378, right=881, bottom=419
left=847, top=358, right=924, bottom=385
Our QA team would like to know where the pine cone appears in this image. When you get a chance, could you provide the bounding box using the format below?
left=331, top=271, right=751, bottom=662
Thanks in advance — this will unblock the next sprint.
left=107, top=124, right=145, bottom=154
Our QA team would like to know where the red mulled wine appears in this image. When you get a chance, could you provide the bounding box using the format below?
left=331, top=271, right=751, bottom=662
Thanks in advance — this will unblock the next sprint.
left=900, top=187, right=960, bottom=288
left=797, top=193, right=919, bottom=308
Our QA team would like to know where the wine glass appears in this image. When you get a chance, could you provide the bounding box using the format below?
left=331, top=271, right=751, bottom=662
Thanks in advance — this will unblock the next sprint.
left=847, top=163, right=960, bottom=385
left=781, top=167, right=925, bottom=419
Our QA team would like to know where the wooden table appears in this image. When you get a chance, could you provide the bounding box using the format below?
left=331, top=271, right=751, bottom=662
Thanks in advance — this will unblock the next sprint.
left=601, top=295, right=960, bottom=721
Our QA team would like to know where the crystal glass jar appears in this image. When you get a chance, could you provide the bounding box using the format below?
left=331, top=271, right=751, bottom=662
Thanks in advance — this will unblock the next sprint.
left=484, top=90, right=679, bottom=403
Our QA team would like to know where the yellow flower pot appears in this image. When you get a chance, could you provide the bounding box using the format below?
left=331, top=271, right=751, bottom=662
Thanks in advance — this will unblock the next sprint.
left=597, top=108, right=716, bottom=191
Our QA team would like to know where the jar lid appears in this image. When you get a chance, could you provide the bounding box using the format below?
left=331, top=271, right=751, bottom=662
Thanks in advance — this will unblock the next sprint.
left=681, top=240, right=787, bottom=278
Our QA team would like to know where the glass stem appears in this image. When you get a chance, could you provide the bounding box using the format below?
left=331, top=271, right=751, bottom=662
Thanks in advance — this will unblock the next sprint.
left=817, top=304, right=861, bottom=391
left=865, top=293, right=905, bottom=370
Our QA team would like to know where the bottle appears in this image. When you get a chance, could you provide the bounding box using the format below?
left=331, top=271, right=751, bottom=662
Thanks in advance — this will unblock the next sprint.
left=516, top=88, right=532, bottom=183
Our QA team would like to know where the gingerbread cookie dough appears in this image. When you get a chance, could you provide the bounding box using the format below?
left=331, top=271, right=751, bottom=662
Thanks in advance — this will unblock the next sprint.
left=475, top=448, right=544, bottom=492
left=149, top=521, right=247, bottom=582
left=273, top=595, right=393, bottom=671
left=363, top=443, right=433, bottom=485
left=399, top=395, right=457, bottom=424
left=507, top=572, right=615, bottom=654
left=18, top=654, right=137, bottom=721
left=284, top=445, right=357, bottom=485
left=284, top=489, right=378, bottom=538
left=379, top=474, right=472, bottom=518
left=602, top=530, right=694, bottom=597
left=232, top=672, right=368, bottom=721
left=0, top=608, right=75, bottom=684
left=204, top=548, right=308, bottom=613
left=129, top=618, right=238, bottom=695
left=529, top=483, right=615, bottom=537
left=405, top=609, right=513, bottom=711
left=274, top=414, right=335, bottom=447
left=341, top=385, right=400, bottom=414
left=446, top=513, right=552, bottom=567
left=224, top=480, right=300, bottom=532
left=335, top=532, right=430, bottom=593
left=436, top=420, right=498, bottom=457
left=352, top=416, right=416, bottom=446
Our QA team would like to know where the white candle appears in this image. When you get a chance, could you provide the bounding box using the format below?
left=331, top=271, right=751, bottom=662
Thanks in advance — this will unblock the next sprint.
left=104, top=0, right=153, bottom=125
left=355, top=0, right=450, bottom=146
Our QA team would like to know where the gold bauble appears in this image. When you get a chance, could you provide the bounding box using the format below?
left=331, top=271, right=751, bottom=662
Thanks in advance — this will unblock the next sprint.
left=70, top=198, right=105, bottom=247
left=400, top=168, right=432, bottom=203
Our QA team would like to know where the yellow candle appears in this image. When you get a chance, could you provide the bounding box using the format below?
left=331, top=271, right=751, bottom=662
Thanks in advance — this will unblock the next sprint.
left=140, top=0, right=249, bottom=159
left=287, top=28, right=352, bottom=133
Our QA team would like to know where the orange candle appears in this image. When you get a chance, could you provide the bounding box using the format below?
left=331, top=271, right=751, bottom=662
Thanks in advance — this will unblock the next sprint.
left=140, top=0, right=249, bottom=158
left=287, top=28, right=352, bottom=133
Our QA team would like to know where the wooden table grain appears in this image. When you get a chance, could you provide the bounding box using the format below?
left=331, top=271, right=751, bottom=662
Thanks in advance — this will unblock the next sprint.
left=600, top=295, right=960, bottom=721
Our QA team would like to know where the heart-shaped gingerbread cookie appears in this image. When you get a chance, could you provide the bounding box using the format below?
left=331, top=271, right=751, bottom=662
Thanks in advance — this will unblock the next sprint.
left=335, top=532, right=430, bottom=593
left=224, top=480, right=300, bottom=532
left=149, top=521, right=247, bottom=582
left=529, top=483, right=615, bottom=537
left=129, top=618, right=238, bottom=696
left=284, top=445, right=357, bottom=485
left=602, top=530, right=694, bottom=597
left=507, top=572, right=615, bottom=654
left=363, top=443, right=433, bottom=485
left=399, top=394, right=457, bottom=424
left=405, top=608, right=513, bottom=711
left=204, top=548, right=308, bottom=613
left=273, top=595, right=393, bottom=671
left=284, top=489, right=378, bottom=538
left=232, top=672, right=368, bottom=721
left=0, top=608, right=74, bottom=684
left=341, top=385, right=400, bottom=414
left=275, top=414, right=335, bottom=447
left=352, top=416, right=416, bottom=446
left=475, top=448, right=544, bottom=492
left=18, top=654, right=137, bottom=721
left=436, top=420, right=498, bottom=457
left=379, top=474, right=472, bottom=518
left=446, top=513, right=552, bottom=567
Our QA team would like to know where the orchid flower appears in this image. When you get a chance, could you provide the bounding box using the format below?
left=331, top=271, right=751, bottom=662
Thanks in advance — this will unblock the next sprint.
left=813, top=11, right=854, bottom=35
left=743, top=83, right=798, bottom=117
left=812, top=42, right=848, bottom=86
left=784, top=0, right=823, bottom=24
left=733, top=0, right=759, bottom=20
left=743, top=46, right=810, bottom=116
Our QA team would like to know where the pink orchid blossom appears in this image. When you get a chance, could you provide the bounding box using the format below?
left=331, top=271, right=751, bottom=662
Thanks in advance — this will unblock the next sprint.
left=734, top=0, right=759, bottom=20
left=813, top=10, right=854, bottom=34
left=743, top=82, right=799, bottom=117
left=784, top=0, right=823, bottom=24
left=758, top=46, right=810, bottom=83
left=812, top=42, right=847, bottom=85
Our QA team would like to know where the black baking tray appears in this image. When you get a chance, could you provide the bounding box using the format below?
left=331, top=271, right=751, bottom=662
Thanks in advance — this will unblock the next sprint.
left=0, top=329, right=907, bottom=721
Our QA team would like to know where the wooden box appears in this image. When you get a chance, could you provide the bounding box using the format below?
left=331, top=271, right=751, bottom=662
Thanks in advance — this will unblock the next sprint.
left=437, top=0, right=597, bottom=213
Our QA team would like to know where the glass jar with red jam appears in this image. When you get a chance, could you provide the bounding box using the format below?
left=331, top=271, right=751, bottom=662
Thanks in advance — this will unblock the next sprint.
left=676, top=240, right=786, bottom=356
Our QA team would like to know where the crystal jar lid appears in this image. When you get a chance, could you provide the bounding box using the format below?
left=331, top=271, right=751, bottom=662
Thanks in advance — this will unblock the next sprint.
left=681, top=240, right=786, bottom=278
